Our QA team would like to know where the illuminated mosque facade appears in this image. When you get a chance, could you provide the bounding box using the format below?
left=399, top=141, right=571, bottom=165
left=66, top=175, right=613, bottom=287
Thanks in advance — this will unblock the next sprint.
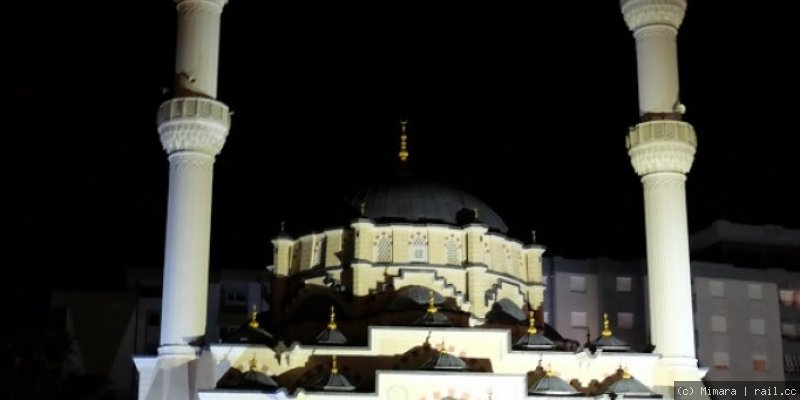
left=134, top=0, right=707, bottom=398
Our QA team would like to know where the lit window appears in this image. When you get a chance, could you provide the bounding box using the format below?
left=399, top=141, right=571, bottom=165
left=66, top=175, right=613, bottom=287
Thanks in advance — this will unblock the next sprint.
left=782, top=323, right=797, bottom=337
left=753, top=354, right=767, bottom=372
left=711, top=315, right=727, bottom=333
left=569, top=276, right=586, bottom=293
left=713, top=352, right=729, bottom=369
left=750, top=318, right=766, bottom=335
left=616, top=277, right=632, bottom=293
left=709, top=281, right=725, bottom=298
left=780, top=289, right=794, bottom=306
left=571, top=311, right=587, bottom=328
left=747, top=283, right=763, bottom=300
left=618, top=312, right=634, bottom=329
left=224, top=288, right=246, bottom=305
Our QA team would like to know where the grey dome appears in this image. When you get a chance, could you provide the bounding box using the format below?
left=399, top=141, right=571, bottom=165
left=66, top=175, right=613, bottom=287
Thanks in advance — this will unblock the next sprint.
left=352, top=179, right=509, bottom=233
left=528, top=375, right=578, bottom=395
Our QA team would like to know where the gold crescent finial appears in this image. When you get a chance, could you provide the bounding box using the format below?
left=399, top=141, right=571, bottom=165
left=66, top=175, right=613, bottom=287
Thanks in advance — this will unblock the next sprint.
left=249, top=304, right=259, bottom=329
left=327, top=305, right=338, bottom=330
left=427, top=291, right=437, bottom=314
left=398, top=119, right=409, bottom=162
left=546, top=363, right=555, bottom=377
left=331, top=355, right=339, bottom=374
left=622, top=366, right=631, bottom=379
left=602, top=312, right=612, bottom=337
left=249, top=355, right=258, bottom=372
left=528, top=311, right=537, bottom=335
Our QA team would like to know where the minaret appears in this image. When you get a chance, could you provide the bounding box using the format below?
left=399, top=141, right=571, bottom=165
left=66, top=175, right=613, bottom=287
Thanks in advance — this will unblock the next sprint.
left=157, top=0, right=229, bottom=356
left=620, top=0, right=704, bottom=390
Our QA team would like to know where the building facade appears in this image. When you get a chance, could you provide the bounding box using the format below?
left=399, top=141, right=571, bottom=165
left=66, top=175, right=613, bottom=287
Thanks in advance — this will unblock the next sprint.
left=134, top=0, right=708, bottom=399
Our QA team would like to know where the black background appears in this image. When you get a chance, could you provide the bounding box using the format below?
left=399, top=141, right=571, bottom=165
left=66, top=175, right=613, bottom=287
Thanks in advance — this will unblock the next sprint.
left=8, top=1, right=799, bottom=331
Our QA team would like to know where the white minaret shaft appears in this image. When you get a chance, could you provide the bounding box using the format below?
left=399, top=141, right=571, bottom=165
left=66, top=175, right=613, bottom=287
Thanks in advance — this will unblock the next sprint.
left=158, top=0, right=230, bottom=356
left=621, top=0, right=704, bottom=388
left=629, top=19, right=681, bottom=115
left=174, top=0, right=224, bottom=98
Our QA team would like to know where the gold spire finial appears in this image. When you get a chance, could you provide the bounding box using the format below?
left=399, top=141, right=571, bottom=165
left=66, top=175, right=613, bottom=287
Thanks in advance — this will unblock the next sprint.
left=280, top=220, right=285, bottom=232
left=331, top=355, right=339, bottom=374
left=622, top=366, right=631, bottom=379
left=473, top=208, right=480, bottom=220
left=359, top=201, right=366, bottom=216
left=398, top=119, right=409, bottom=162
left=602, top=312, right=612, bottom=337
left=546, top=363, right=555, bottom=377
left=439, top=339, right=447, bottom=353
left=427, top=291, right=438, bottom=314
left=527, top=311, right=538, bottom=335
left=249, top=304, right=259, bottom=329
left=531, top=230, right=537, bottom=244
left=249, top=355, right=258, bottom=372
left=327, top=305, right=338, bottom=330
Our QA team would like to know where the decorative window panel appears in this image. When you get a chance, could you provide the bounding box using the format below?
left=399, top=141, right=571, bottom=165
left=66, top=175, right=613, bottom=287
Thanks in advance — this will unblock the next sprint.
left=408, top=232, right=428, bottom=262
left=445, top=236, right=461, bottom=265
left=312, top=237, right=324, bottom=267
left=373, top=231, right=393, bottom=263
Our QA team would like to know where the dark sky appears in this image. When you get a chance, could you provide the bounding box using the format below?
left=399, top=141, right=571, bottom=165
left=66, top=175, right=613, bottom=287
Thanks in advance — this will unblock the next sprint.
left=11, top=0, right=799, bottom=313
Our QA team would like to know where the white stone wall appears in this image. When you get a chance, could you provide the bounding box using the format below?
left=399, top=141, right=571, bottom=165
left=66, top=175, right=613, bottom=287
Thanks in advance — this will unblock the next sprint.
left=270, top=222, right=546, bottom=319
left=205, top=327, right=660, bottom=399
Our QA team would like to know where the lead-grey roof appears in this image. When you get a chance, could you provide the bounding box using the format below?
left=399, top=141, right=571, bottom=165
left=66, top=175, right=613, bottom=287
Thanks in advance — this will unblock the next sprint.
left=528, top=375, right=578, bottom=395
left=421, top=351, right=468, bottom=370
left=515, top=332, right=557, bottom=350
left=605, top=375, right=656, bottom=396
left=352, top=179, right=509, bottom=233
left=316, top=328, right=348, bottom=345
left=593, top=335, right=630, bottom=351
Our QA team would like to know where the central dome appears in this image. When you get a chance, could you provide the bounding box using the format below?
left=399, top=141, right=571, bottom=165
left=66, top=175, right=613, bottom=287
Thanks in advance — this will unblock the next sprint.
left=351, top=177, right=509, bottom=233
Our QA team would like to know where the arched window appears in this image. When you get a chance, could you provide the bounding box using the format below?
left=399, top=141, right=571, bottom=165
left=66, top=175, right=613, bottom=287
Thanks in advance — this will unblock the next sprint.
left=312, top=237, right=325, bottom=267
left=445, top=235, right=461, bottom=265
left=373, top=232, right=393, bottom=263
left=409, top=232, right=428, bottom=262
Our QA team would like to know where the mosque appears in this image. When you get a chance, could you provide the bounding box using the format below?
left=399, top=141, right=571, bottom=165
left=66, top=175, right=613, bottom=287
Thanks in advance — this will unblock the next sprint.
left=134, top=0, right=706, bottom=399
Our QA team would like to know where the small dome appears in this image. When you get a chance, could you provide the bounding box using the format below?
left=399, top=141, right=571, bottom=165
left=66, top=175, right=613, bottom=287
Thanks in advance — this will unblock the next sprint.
left=515, top=331, right=556, bottom=350
left=352, top=178, right=509, bottom=232
left=528, top=375, right=578, bottom=395
left=605, top=371, right=655, bottom=396
left=421, top=350, right=468, bottom=371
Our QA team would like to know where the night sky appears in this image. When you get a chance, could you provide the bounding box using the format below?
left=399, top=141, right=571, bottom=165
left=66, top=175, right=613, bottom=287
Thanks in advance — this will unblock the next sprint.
left=9, top=2, right=799, bottom=328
